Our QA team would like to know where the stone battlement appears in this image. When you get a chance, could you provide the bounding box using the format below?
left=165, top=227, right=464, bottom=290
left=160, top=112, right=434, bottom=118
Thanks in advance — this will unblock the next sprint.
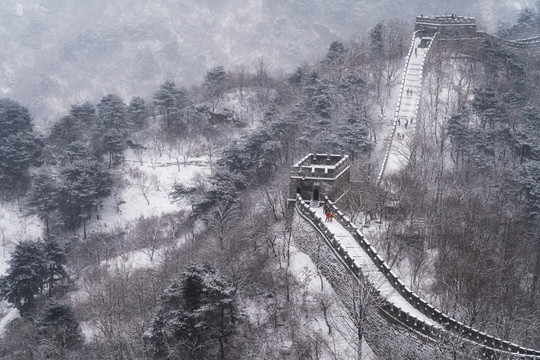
left=291, top=153, right=349, bottom=177
left=415, top=14, right=475, bottom=25
left=415, top=14, right=477, bottom=38
left=290, top=153, right=350, bottom=202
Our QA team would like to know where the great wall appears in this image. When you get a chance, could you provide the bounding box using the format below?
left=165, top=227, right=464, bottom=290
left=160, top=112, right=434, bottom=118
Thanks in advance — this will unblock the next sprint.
left=292, top=15, right=540, bottom=359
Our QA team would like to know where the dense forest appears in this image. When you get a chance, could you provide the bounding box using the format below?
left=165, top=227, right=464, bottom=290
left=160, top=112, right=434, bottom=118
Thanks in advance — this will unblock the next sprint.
left=0, top=8, right=539, bottom=360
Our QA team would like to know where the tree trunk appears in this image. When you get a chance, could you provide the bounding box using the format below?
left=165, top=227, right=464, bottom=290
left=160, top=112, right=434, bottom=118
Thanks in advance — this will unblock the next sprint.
left=357, top=326, right=363, bottom=360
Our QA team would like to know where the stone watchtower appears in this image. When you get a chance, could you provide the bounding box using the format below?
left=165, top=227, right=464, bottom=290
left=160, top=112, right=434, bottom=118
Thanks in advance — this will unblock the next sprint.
left=289, top=153, right=350, bottom=204
left=414, top=14, right=477, bottom=39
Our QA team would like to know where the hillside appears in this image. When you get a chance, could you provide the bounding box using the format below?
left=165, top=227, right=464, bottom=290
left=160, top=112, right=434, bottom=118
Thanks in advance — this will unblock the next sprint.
left=0, top=0, right=527, bottom=129
left=0, top=5, right=540, bottom=360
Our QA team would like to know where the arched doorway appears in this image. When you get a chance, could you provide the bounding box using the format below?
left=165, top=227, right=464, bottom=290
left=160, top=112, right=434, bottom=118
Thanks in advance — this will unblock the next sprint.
left=313, top=188, right=319, bottom=201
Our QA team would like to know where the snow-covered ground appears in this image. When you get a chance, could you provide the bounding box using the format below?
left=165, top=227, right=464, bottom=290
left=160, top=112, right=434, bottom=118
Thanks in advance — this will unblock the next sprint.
left=0, top=87, right=376, bottom=360
left=87, top=152, right=209, bottom=236
left=0, top=149, right=207, bottom=335
left=312, top=207, right=438, bottom=328
left=288, top=248, right=377, bottom=359
left=0, top=203, right=43, bottom=274
left=381, top=36, right=428, bottom=178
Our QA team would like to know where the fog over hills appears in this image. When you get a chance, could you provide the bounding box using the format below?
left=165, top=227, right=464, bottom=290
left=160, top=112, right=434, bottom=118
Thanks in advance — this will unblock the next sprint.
left=0, top=0, right=528, bottom=129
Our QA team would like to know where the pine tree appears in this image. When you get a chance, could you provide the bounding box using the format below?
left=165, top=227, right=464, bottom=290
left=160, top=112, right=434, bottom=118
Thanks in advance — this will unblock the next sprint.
left=0, top=240, right=46, bottom=314
left=57, top=151, right=113, bottom=236
left=153, top=80, right=185, bottom=128
left=128, top=96, right=147, bottom=126
left=144, top=263, right=240, bottom=360
left=103, top=128, right=127, bottom=167
left=42, top=236, right=68, bottom=295
left=0, top=98, right=39, bottom=195
left=369, top=22, right=384, bottom=56
left=26, top=174, right=60, bottom=236
left=0, top=132, right=39, bottom=194
left=69, top=101, right=96, bottom=127
left=97, top=94, right=128, bottom=131
left=204, top=66, right=228, bottom=112
left=48, top=115, right=83, bottom=149
left=94, top=94, right=129, bottom=161
left=36, top=299, right=82, bottom=355
left=0, top=98, right=33, bottom=138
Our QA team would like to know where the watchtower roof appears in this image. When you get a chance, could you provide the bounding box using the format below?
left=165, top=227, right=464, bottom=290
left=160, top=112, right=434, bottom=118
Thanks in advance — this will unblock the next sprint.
left=414, top=14, right=477, bottom=39
left=292, top=153, right=349, bottom=178
left=415, top=14, right=476, bottom=25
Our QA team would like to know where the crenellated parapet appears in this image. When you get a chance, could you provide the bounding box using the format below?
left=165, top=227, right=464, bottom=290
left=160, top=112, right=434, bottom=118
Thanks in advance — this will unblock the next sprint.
left=415, top=14, right=477, bottom=38
left=289, top=153, right=350, bottom=203
left=294, top=193, right=540, bottom=358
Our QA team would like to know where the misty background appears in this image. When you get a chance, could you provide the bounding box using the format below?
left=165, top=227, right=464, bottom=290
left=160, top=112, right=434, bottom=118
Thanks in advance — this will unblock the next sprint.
left=0, top=0, right=530, bottom=130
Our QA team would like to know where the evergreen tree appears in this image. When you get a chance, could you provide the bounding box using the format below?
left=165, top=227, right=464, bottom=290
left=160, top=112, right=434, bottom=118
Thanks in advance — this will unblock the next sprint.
left=309, top=82, right=333, bottom=118
left=339, top=72, right=366, bottom=109
left=0, top=98, right=39, bottom=195
left=0, top=240, right=46, bottom=314
left=369, top=22, right=384, bottom=56
left=0, top=98, right=33, bottom=138
left=103, top=128, right=127, bottom=167
left=57, top=150, right=113, bottom=236
left=26, top=174, right=60, bottom=236
left=49, top=103, right=96, bottom=151
left=0, top=132, right=39, bottom=194
left=42, top=236, right=68, bottom=295
left=191, top=167, right=246, bottom=218
left=97, top=94, right=128, bottom=131
left=325, top=41, right=346, bottom=63
left=36, top=299, right=82, bottom=355
left=447, top=111, right=472, bottom=166
left=204, top=66, right=228, bottom=112
left=69, top=101, right=96, bottom=126
left=48, top=116, right=83, bottom=149
left=288, top=65, right=306, bottom=88
left=128, top=96, right=147, bottom=126
left=144, top=263, right=240, bottom=360
left=333, top=121, right=372, bottom=159
left=153, top=80, right=186, bottom=128
left=472, top=87, right=501, bottom=129
left=94, top=94, right=129, bottom=160
left=59, top=141, right=91, bottom=165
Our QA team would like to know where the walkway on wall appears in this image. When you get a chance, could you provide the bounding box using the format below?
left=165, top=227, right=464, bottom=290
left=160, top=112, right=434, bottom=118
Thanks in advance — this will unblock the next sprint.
left=378, top=30, right=540, bottom=185
left=377, top=34, right=432, bottom=184
left=296, top=198, right=540, bottom=358
left=312, top=206, right=437, bottom=327
left=295, top=22, right=540, bottom=357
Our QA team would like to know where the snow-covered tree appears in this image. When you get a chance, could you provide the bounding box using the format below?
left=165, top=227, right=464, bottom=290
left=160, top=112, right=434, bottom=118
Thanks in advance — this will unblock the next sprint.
left=0, top=98, right=40, bottom=195
left=36, top=299, right=82, bottom=357
left=26, top=174, right=60, bottom=236
left=0, top=240, right=47, bottom=314
left=42, top=236, right=68, bottom=295
left=57, top=152, right=113, bottom=237
left=103, top=128, right=127, bottom=167
left=144, top=263, right=240, bottom=360
left=97, top=94, right=128, bottom=131
left=203, top=66, right=228, bottom=112
left=48, top=115, right=84, bottom=150
left=153, top=80, right=186, bottom=128
left=128, top=96, right=147, bottom=127
left=0, top=237, right=68, bottom=315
